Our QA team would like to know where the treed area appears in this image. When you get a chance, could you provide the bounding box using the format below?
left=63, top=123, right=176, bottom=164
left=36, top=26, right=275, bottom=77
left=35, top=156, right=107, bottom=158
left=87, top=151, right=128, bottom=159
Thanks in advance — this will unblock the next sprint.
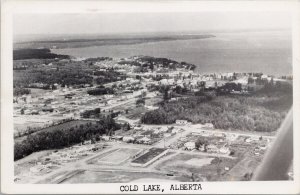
left=14, top=116, right=120, bottom=160
left=141, top=81, right=292, bottom=132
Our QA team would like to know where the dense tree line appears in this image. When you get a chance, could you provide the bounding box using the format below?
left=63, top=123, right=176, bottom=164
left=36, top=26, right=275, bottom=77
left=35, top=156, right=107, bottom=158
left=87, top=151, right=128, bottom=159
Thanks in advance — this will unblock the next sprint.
left=14, top=116, right=120, bottom=160
left=81, top=108, right=101, bottom=118
left=87, top=86, right=114, bottom=95
left=94, top=70, right=125, bottom=84
left=14, top=68, right=125, bottom=89
left=14, top=68, right=93, bottom=88
left=141, top=82, right=292, bottom=132
left=13, top=48, right=69, bottom=60
left=84, top=57, right=112, bottom=64
left=216, top=82, right=242, bottom=95
left=13, top=88, right=31, bottom=96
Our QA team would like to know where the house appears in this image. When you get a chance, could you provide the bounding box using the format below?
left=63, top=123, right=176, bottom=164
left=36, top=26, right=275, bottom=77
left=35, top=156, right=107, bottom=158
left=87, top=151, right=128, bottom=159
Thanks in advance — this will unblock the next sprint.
left=184, top=142, right=196, bottom=150
left=111, top=136, right=123, bottom=141
left=107, top=100, right=117, bottom=104
left=203, top=123, right=214, bottom=129
left=172, top=128, right=181, bottom=134
left=104, top=94, right=114, bottom=98
left=176, top=120, right=189, bottom=125
left=160, top=126, right=169, bottom=132
left=123, top=136, right=135, bottom=143
left=259, top=145, right=268, bottom=150
left=200, top=131, right=211, bottom=137
left=207, top=144, right=219, bottom=153
left=134, top=126, right=143, bottom=131
left=101, top=136, right=110, bottom=141
left=41, top=107, right=54, bottom=112
left=145, top=105, right=159, bottom=110
left=83, top=140, right=92, bottom=145
left=213, top=132, right=224, bottom=137
left=219, top=147, right=230, bottom=154
left=139, top=137, right=151, bottom=144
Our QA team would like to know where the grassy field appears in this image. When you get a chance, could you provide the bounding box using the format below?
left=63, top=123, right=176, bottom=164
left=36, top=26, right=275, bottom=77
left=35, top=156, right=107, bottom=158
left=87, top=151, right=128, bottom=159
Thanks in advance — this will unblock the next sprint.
left=125, top=107, right=148, bottom=120
left=221, top=152, right=263, bottom=181
left=97, top=148, right=141, bottom=165
left=60, top=170, right=190, bottom=183
left=155, top=153, right=238, bottom=181
left=120, top=97, right=162, bottom=120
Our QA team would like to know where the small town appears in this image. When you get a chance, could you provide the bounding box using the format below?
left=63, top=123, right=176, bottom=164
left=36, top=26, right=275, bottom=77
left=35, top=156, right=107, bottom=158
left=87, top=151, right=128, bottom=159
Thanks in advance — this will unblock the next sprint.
left=13, top=54, right=293, bottom=183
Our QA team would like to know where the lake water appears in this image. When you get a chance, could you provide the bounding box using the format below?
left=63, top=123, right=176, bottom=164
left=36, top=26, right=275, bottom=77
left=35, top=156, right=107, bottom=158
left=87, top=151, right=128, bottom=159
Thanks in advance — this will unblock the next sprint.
left=53, top=31, right=292, bottom=76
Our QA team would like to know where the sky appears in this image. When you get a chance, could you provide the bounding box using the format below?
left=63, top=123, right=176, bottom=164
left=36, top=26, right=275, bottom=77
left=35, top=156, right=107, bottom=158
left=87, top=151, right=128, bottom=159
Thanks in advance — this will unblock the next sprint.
left=13, top=12, right=291, bottom=35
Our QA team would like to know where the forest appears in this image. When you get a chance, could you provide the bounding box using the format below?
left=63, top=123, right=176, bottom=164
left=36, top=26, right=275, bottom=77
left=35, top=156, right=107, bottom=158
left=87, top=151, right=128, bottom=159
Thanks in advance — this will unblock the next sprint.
left=141, top=81, right=292, bottom=132
left=87, top=86, right=114, bottom=95
left=14, top=68, right=93, bottom=88
left=13, top=48, right=69, bottom=60
left=94, top=70, right=125, bottom=84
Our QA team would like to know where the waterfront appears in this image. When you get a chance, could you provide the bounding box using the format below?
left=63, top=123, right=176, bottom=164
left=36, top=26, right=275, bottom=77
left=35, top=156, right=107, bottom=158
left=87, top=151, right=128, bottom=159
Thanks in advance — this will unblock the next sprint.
left=53, top=30, right=292, bottom=76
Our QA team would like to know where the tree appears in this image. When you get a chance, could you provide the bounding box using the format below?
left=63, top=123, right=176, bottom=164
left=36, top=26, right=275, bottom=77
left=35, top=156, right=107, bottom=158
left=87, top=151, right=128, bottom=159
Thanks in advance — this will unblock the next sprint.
left=20, top=108, right=25, bottom=115
left=195, top=137, right=208, bottom=150
left=243, top=172, right=253, bottom=181
left=248, top=77, right=254, bottom=84
left=237, top=83, right=242, bottom=91
left=123, top=123, right=131, bottom=131
left=198, top=81, right=206, bottom=92
left=270, top=77, right=274, bottom=86
left=141, top=91, right=147, bottom=98
left=136, top=98, right=145, bottom=107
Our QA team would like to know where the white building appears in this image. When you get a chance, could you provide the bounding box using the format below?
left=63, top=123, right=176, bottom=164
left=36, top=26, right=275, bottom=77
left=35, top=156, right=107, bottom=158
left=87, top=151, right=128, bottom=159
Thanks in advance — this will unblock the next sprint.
left=184, top=142, right=196, bottom=150
left=203, top=123, right=214, bottom=129
left=123, top=136, right=135, bottom=143
left=219, top=147, right=230, bottom=154
left=176, top=120, right=189, bottom=125
left=139, top=137, right=151, bottom=144
left=102, top=136, right=110, bottom=141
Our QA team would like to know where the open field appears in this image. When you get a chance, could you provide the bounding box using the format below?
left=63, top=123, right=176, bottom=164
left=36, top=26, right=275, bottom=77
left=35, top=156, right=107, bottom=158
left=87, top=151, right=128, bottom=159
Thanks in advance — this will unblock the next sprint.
left=154, top=153, right=239, bottom=181
left=97, top=148, right=142, bottom=165
left=60, top=170, right=190, bottom=183
left=14, top=115, right=62, bottom=134
left=221, top=154, right=262, bottom=181
left=125, top=106, right=148, bottom=120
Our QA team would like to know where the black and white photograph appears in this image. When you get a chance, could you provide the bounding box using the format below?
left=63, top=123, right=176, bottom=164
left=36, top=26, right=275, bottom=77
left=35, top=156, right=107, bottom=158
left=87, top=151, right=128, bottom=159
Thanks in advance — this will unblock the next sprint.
left=1, top=0, right=299, bottom=194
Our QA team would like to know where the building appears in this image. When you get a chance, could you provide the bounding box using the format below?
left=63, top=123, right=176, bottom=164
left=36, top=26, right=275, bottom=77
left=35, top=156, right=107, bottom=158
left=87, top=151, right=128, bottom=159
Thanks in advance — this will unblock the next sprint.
left=176, top=120, right=189, bottom=125
left=123, top=136, right=135, bottom=143
left=184, top=142, right=196, bottom=150
left=138, top=137, right=151, bottom=144
left=203, top=123, right=214, bottom=129
left=207, top=144, right=219, bottom=153
left=160, top=126, right=169, bottom=132
left=219, top=147, right=230, bottom=154
left=111, top=136, right=123, bottom=141
left=101, top=136, right=110, bottom=141
left=164, top=133, right=172, bottom=138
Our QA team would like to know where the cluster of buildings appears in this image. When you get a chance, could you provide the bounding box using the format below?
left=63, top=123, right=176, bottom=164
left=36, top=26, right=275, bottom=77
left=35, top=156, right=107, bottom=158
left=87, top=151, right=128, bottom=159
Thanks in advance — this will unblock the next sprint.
left=14, top=56, right=287, bottom=143
left=23, top=143, right=104, bottom=177
left=104, top=125, right=184, bottom=145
